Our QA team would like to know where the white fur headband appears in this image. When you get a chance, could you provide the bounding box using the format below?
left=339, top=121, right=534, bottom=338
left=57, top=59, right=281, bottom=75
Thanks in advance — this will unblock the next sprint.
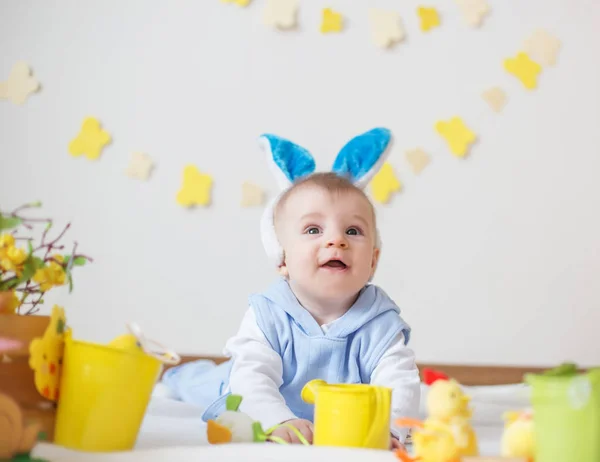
left=259, top=127, right=393, bottom=268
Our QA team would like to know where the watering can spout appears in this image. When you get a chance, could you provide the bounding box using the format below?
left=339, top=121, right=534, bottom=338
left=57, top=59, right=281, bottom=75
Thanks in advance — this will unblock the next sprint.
left=301, top=379, right=327, bottom=405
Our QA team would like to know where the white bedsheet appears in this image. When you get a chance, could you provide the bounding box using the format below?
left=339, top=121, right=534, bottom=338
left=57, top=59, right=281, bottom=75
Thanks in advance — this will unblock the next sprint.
left=31, top=383, right=530, bottom=461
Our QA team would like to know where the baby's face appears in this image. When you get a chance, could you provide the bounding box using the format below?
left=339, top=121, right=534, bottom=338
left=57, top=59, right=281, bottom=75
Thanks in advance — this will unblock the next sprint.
left=276, top=186, right=379, bottom=303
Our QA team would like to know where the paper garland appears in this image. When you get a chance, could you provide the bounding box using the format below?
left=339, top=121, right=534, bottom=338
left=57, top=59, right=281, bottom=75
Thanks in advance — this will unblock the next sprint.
left=125, top=153, right=154, bottom=181
left=0, top=62, right=40, bottom=105
left=3, top=2, right=562, bottom=208
left=371, top=163, right=402, bottom=204
left=435, top=117, right=477, bottom=158
left=176, top=165, right=213, bottom=207
left=68, top=117, right=111, bottom=161
left=321, top=8, right=343, bottom=34
left=368, top=9, right=406, bottom=48
left=241, top=182, right=266, bottom=207
left=418, top=7, right=441, bottom=33
left=263, top=0, right=298, bottom=30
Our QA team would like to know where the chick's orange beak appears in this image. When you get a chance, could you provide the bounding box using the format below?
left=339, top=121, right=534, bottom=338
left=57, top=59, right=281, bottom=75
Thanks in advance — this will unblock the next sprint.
left=207, top=420, right=233, bottom=444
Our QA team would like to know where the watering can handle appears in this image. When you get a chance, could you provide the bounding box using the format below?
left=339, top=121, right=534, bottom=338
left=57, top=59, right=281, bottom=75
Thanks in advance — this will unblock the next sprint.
left=127, top=323, right=181, bottom=365
left=363, top=386, right=390, bottom=448
left=301, top=379, right=327, bottom=404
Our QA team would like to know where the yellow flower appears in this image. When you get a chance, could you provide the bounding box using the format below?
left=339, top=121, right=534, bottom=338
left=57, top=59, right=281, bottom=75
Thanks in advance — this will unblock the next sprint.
left=0, top=234, right=15, bottom=249
left=0, top=244, right=27, bottom=273
left=0, top=290, right=20, bottom=314
left=33, top=256, right=66, bottom=292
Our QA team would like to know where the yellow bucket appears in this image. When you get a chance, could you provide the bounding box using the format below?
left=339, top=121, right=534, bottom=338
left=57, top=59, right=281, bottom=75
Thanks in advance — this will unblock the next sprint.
left=54, top=329, right=162, bottom=451
left=301, top=380, right=391, bottom=449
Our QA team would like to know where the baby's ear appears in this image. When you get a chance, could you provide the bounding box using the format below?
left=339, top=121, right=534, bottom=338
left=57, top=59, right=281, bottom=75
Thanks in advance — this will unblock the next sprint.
left=370, top=247, right=381, bottom=275
left=331, top=128, right=392, bottom=189
left=278, top=264, right=289, bottom=278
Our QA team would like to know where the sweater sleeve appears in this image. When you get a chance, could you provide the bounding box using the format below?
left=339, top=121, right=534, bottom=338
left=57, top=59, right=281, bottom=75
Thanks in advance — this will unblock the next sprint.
left=369, top=331, right=421, bottom=443
left=223, top=307, right=297, bottom=428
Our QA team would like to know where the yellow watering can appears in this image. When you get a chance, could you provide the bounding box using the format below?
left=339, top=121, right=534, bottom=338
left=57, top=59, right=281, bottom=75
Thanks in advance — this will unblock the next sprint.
left=301, top=380, right=392, bottom=449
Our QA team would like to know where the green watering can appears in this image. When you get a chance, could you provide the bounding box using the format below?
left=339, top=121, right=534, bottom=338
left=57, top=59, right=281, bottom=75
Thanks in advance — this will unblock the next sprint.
left=525, top=363, right=600, bottom=462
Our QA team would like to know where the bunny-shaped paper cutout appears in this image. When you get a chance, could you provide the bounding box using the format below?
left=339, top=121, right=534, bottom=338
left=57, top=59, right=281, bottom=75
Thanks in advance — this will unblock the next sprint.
left=259, top=128, right=391, bottom=267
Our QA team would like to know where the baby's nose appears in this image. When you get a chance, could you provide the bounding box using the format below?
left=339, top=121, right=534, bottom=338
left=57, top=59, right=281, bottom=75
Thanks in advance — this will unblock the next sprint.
left=326, top=235, right=348, bottom=248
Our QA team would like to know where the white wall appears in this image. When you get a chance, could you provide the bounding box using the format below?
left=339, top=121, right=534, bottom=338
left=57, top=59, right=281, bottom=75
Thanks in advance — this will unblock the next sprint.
left=1, top=0, right=599, bottom=367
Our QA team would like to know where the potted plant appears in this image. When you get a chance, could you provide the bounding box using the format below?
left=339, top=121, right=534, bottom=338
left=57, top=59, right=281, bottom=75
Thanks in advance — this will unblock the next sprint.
left=0, top=201, right=91, bottom=446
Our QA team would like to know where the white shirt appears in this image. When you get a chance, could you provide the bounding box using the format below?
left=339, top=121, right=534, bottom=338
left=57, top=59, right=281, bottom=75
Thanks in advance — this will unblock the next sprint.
left=223, top=306, right=421, bottom=442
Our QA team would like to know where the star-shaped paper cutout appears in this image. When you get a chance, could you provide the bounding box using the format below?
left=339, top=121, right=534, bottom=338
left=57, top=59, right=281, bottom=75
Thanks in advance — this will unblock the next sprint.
left=368, top=9, right=406, bottom=49
left=504, top=52, right=542, bottom=90
left=435, top=117, right=477, bottom=158
left=455, top=0, right=490, bottom=27
left=221, top=0, right=251, bottom=7
left=125, top=152, right=154, bottom=181
left=406, top=148, right=431, bottom=174
left=176, top=165, right=213, bottom=207
left=241, top=181, right=266, bottom=207
left=0, top=62, right=40, bottom=105
left=68, top=117, right=111, bottom=161
left=523, top=29, right=561, bottom=67
left=482, top=87, right=507, bottom=113
left=321, top=8, right=343, bottom=34
left=418, top=7, right=441, bottom=32
left=263, top=0, right=298, bottom=30
left=370, top=163, right=402, bottom=204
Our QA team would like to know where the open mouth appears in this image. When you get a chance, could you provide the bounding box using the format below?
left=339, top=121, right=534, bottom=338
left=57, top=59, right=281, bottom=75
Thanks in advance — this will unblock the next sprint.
left=321, top=259, right=348, bottom=270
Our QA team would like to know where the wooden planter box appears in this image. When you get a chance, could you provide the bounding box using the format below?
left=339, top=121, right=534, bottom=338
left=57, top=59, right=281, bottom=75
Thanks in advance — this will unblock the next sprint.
left=0, top=314, right=56, bottom=442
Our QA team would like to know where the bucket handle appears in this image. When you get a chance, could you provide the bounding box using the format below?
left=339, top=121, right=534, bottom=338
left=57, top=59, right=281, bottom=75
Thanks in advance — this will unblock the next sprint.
left=363, top=386, right=390, bottom=448
left=127, top=323, right=181, bottom=365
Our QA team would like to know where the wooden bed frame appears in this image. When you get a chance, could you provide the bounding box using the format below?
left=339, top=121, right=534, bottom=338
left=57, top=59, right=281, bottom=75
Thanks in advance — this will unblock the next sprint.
left=165, top=355, right=551, bottom=386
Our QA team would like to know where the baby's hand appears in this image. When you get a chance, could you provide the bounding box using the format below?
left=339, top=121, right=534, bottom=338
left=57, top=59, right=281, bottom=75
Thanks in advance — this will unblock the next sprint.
left=390, top=436, right=406, bottom=451
left=271, top=419, right=313, bottom=444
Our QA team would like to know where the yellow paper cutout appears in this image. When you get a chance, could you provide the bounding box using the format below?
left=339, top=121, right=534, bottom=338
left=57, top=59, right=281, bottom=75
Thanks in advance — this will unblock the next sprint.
left=371, top=163, right=402, bottom=204
left=455, top=0, right=490, bottom=27
left=368, top=9, right=406, bottom=49
left=523, top=29, right=561, bottom=67
left=29, top=305, right=66, bottom=402
left=176, top=165, right=213, bottom=207
left=482, top=87, right=507, bottom=113
left=125, top=152, right=154, bottom=181
left=406, top=148, right=431, bottom=175
left=0, top=62, right=40, bottom=105
left=68, top=117, right=111, bottom=161
left=221, top=0, right=251, bottom=7
left=504, top=52, right=542, bottom=90
left=321, top=8, right=343, bottom=34
left=435, top=117, right=476, bottom=158
left=263, top=0, right=298, bottom=30
left=418, top=7, right=440, bottom=32
left=241, top=181, right=265, bottom=207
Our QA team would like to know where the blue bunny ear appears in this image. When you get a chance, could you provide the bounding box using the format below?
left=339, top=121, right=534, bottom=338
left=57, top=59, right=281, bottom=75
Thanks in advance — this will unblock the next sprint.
left=259, top=134, right=316, bottom=190
left=331, top=128, right=393, bottom=189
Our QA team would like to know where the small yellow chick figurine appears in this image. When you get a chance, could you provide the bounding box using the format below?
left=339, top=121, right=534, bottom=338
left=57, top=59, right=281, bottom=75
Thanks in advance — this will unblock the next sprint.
left=396, top=368, right=478, bottom=462
left=501, top=410, right=535, bottom=461
left=29, top=305, right=67, bottom=401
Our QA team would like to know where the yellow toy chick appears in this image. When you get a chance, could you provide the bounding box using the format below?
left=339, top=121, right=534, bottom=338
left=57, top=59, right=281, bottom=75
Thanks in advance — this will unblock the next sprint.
left=501, top=410, right=535, bottom=461
left=396, top=369, right=478, bottom=462
left=29, top=305, right=67, bottom=402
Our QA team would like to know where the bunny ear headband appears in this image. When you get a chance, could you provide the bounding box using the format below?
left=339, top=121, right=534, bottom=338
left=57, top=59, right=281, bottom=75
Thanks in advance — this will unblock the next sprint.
left=259, top=127, right=392, bottom=268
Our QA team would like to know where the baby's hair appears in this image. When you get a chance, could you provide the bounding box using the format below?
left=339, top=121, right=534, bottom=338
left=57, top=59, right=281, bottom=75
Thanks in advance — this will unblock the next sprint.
left=274, top=172, right=378, bottom=238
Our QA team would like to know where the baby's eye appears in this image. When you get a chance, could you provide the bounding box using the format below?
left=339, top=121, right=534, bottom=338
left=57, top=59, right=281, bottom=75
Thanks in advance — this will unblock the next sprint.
left=306, top=227, right=320, bottom=235
left=346, top=227, right=361, bottom=236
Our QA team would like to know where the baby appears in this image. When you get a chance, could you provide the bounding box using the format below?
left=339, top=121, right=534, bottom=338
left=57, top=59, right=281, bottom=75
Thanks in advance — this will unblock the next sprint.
left=223, top=172, right=420, bottom=447
left=163, top=128, right=420, bottom=448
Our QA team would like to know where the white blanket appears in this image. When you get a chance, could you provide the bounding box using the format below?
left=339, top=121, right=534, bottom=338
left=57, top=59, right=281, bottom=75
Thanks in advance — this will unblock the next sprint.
left=31, top=383, right=530, bottom=461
